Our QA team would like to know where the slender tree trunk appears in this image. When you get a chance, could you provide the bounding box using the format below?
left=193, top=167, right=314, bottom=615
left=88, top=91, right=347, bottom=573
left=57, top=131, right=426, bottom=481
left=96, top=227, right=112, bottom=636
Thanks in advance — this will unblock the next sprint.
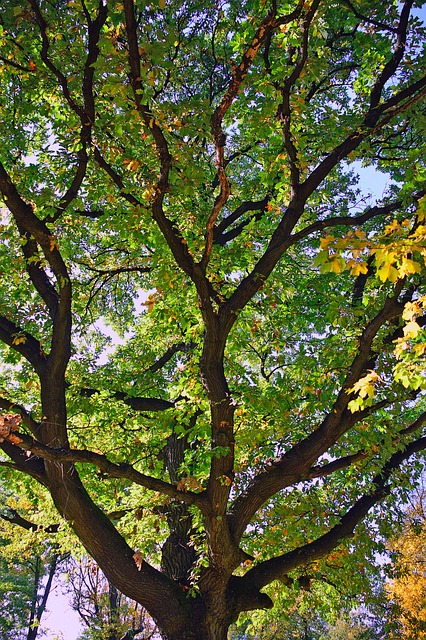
left=108, top=582, right=119, bottom=640
left=27, top=556, right=41, bottom=640
left=27, top=554, right=59, bottom=640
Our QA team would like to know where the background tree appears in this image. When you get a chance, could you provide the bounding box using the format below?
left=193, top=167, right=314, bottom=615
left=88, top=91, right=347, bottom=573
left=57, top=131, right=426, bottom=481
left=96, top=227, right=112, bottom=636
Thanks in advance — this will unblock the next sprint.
left=386, top=490, right=426, bottom=639
left=0, top=1, right=425, bottom=639
left=64, top=556, right=157, bottom=640
left=0, top=497, right=62, bottom=640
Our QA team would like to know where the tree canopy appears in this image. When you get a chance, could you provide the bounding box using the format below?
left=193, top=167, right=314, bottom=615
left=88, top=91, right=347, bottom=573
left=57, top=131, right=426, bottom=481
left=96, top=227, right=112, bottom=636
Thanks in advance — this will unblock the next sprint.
left=0, top=0, right=425, bottom=639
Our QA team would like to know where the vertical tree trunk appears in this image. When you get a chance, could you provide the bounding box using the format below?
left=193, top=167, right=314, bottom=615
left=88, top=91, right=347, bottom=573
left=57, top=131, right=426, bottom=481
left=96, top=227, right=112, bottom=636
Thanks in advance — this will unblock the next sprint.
left=27, top=554, right=59, bottom=640
left=108, top=582, right=119, bottom=640
left=26, top=556, right=41, bottom=640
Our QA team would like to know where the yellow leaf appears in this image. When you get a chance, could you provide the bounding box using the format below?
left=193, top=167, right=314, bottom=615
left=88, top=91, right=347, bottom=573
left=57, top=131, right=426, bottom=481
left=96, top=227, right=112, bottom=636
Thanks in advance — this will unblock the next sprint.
left=0, top=413, right=22, bottom=442
left=329, top=257, right=344, bottom=273
left=349, top=371, right=379, bottom=399
left=394, top=338, right=409, bottom=357
left=347, top=259, right=368, bottom=276
left=403, top=321, right=421, bottom=339
left=122, top=158, right=141, bottom=171
left=402, top=300, right=422, bottom=322
left=399, top=257, right=421, bottom=277
left=12, top=334, right=27, bottom=345
left=319, top=235, right=335, bottom=249
left=384, top=219, right=401, bottom=235
left=377, top=262, right=399, bottom=282
left=142, top=293, right=156, bottom=313
left=49, top=235, right=60, bottom=251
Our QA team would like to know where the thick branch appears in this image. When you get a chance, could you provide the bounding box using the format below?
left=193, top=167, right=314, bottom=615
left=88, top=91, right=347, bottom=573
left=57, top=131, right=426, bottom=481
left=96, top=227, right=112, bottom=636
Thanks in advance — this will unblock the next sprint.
left=308, top=410, right=426, bottom=479
left=214, top=196, right=271, bottom=245
left=0, top=396, right=40, bottom=436
left=123, top=0, right=196, bottom=282
left=229, top=284, right=406, bottom=539
left=234, top=434, right=426, bottom=595
left=148, top=341, right=196, bottom=373
left=201, top=5, right=298, bottom=269
left=0, top=314, right=46, bottom=372
left=276, top=0, right=321, bottom=192
left=5, top=431, right=207, bottom=512
left=18, top=227, right=59, bottom=319
left=0, top=509, right=59, bottom=533
left=0, top=439, right=47, bottom=484
left=221, top=75, right=426, bottom=333
left=79, top=387, right=177, bottom=412
left=0, top=163, right=72, bottom=377
left=368, top=0, right=414, bottom=114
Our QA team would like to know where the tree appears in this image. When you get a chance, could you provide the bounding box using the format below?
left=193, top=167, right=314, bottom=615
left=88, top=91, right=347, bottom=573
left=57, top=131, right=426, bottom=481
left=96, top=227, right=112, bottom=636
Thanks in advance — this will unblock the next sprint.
left=64, top=556, right=157, bottom=640
left=0, top=499, right=62, bottom=640
left=386, top=491, right=426, bottom=638
left=0, top=0, right=425, bottom=638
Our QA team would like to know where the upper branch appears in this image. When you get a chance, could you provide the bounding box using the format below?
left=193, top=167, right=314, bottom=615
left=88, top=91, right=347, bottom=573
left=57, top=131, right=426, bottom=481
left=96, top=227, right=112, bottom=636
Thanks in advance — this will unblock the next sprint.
left=201, top=5, right=297, bottom=270
left=221, top=72, right=425, bottom=333
left=0, top=438, right=47, bottom=484
left=28, top=0, right=107, bottom=223
left=0, top=314, right=46, bottom=372
left=367, top=0, right=414, bottom=116
left=79, top=387, right=178, bottom=412
left=276, top=0, right=321, bottom=193
left=18, top=227, right=59, bottom=319
left=213, top=196, right=271, bottom=245
left=0, top=509, right=59, bottom=533
left=308, top=411, right=426, bottom=480
left=289, top=188, right=426, bottom=245
left=123, top=0, right=198, bottom=285
left=0, top=163, right=72, bottom=376
left=0, top=396, right=40, bottom=436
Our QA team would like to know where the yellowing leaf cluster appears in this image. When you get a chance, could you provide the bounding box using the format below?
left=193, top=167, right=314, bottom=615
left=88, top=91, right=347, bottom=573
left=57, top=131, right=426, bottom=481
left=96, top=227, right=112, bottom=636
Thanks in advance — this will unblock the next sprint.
left=393, top=295, right=426, bottom=390
left=315, top=217, right=426, bottom=283
left=348, top=371, right=380, bottom=413
left=386, top=502, right=426, bottom=639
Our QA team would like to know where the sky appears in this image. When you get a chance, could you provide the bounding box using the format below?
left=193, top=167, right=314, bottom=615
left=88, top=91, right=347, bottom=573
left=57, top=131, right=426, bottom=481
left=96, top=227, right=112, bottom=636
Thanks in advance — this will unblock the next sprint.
left=40, top=583, right=81, bottom=640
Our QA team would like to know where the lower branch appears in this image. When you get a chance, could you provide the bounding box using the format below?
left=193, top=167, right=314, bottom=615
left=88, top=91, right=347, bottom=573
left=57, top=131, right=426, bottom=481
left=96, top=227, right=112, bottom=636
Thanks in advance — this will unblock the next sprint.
left=4, top=431, right=207, bottom=511
left=234, top=434, right=426, bottom=598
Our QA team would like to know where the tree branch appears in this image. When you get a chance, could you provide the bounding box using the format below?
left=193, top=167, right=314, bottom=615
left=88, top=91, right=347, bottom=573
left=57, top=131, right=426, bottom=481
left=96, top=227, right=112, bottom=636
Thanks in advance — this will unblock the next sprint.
left=0, top=314, right=46, bottom=372
left=201, top=4, right=296, bottom=270
left=0, top=162, right=72, bottom=378
left=79, top=387, right=177, bottom=412
left=0, top=396, right=40, bottom=436
left=0, top=509, right=59, bottom=533
left=276, top=0, right=321, bottom=192
left=228, top=283, right=406, bottom=539
left=308, top=410, right=426, bottom=479
left=367, top=0, right=414, bottom=114
left=147, top=341, right=196, bottom=373
left=4, top=431, right=208, bottom=512
left=233, top=434, right=426, bottom=597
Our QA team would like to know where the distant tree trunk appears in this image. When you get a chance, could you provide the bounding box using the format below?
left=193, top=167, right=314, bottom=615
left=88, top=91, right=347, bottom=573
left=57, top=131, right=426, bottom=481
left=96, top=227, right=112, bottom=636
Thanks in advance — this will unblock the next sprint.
left=26, top=556, right=41, bottom=640
left=108, top=583, right=119, bottom=640
left=27, top=554, right=59, bottom=640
